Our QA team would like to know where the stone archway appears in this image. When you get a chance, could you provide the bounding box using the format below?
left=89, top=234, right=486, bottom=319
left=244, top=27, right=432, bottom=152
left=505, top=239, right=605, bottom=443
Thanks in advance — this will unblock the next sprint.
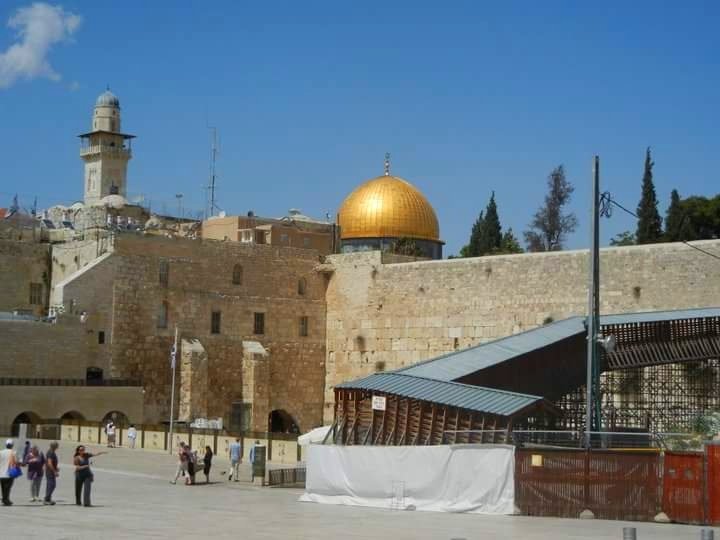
left=101, top=410, right=129, bottom=427
left=268, top=409, right=300, bottom=434
left=11, top=411, right=42, bottom=437
left=61, top=411, right=86, bottom=421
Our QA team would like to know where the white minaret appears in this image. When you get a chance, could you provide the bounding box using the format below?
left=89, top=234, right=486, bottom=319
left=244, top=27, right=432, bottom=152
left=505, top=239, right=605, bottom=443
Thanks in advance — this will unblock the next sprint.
left=79, top=88, right=135, bottom=205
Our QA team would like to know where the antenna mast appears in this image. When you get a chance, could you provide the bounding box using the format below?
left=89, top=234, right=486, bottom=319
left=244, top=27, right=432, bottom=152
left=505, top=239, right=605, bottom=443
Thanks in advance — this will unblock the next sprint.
left=206, top=126, right=219, bottom=218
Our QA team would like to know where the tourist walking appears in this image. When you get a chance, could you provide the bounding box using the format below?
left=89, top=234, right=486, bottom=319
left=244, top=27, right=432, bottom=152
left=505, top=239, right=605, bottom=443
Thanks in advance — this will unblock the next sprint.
left=74, top=445, right=107, bottom=507
left=127, top=425, right=137, bottom=449
left=105, top=421, right=116, bottom=448
left=44, top=442, right=59, bottom=505
left=0, top=439, right=19, bottom=506
left=21, top=440, right=31, bottom=465
left=170, top=442, right=188, bottom=484
left=202, top=446, right=213, bottom=484
left=228, top=438, right=241, bottom=481
left=26, top=445, right=45, bottom=502
left=249, top=440, right=260, bottom=482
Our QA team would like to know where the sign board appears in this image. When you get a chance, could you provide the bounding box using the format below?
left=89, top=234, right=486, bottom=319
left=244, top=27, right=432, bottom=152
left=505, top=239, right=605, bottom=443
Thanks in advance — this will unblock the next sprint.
left=372, top=396, right=386, bottom=411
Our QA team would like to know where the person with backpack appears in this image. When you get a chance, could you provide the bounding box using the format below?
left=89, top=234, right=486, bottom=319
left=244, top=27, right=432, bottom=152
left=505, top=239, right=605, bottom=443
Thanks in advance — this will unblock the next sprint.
left=0, top=439, right=20, bottom=506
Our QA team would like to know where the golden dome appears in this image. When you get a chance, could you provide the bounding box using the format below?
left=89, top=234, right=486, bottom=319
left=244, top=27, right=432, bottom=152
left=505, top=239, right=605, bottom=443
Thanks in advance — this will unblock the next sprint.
left=338, top=175, right=440, bottom=242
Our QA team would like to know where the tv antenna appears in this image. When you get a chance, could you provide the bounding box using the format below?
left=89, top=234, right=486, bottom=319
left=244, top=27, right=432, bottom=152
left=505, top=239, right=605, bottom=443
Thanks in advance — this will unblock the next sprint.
left=205, top=125, right=220, bottom=218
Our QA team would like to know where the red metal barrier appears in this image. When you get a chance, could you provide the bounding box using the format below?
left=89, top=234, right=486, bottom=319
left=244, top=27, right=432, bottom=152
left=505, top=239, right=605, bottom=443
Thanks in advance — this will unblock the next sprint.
left=662, top=451, right=704, bottom=524
left=708, top=444, right=720, bottom=525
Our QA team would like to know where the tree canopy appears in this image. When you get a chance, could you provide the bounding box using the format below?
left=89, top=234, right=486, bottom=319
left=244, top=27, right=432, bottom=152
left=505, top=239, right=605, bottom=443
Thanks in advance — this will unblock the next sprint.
left=459, top=192, right=522, bottom=257
left=524, top=165, right=578, bottom=251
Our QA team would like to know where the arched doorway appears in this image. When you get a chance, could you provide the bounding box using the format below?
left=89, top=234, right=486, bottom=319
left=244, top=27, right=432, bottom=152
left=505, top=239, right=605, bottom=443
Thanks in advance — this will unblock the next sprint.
left=268, top=409, right=300, bottom=434
left=101, top=410, right=129, bottom=427
left=60, top=411, right=85, bottom=421
left=11, top=411, right=42, bottom=437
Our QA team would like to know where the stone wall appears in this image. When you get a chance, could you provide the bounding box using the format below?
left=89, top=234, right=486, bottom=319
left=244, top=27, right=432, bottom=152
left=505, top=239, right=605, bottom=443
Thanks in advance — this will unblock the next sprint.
left=0, top=318, right=96, bottom=378
left=323, top=240, right=720, bottom=422
left=102, top=234, right=328, bottom=431
left=0, top=239, right=50, bottom=316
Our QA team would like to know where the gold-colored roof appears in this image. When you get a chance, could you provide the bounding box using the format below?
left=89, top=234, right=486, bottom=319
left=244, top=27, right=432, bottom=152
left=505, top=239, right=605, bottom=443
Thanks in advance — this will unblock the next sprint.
left=337, top=175, right=440, bottom=242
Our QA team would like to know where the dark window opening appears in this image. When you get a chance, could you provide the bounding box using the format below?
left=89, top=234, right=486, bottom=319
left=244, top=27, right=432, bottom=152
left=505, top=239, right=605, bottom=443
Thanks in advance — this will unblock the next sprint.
left=253, top=312, right=265, bottom=335
left=157, top=301, right=168, bottom=329
left=211, top=310, right=222, bottom=334
left=299, top=316, right=309, bottom=337
left=98, top=331, right=105, bottom=344
left=298, top=277, right=307, bottom=296
left=232, top=263, right=243, bottom=285
left=86, top=367, right=104, bottom=385
left=29, top=282, right=43, bottom=305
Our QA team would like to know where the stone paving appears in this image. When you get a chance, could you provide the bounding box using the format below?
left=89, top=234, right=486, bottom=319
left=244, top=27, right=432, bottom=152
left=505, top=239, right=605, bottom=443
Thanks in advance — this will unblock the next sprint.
left=0, top=440, right=715, bottom=539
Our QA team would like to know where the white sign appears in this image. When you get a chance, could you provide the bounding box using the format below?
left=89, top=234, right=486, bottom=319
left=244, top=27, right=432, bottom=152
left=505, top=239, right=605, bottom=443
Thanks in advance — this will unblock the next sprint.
left=372, top=396, right=386, bottom=411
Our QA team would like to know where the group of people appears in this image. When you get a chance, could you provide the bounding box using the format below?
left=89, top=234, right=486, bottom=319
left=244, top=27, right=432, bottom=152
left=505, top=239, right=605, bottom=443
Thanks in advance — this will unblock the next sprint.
left=228, top=438, right=261, bottom=483
left=0, top=439, right=107, bottom=507
left=104, top=421, right=138, bottom=449
left=171, top=442, right=213, bottom=485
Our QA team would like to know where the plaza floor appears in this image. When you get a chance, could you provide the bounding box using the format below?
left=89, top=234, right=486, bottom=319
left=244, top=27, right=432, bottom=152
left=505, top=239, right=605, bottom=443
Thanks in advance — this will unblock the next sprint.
left=0, top=440, right=715, bottom=539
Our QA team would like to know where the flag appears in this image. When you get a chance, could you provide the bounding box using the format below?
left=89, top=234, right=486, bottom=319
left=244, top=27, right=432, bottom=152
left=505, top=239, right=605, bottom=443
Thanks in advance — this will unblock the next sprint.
left=170, top=344, right=176, bottom=369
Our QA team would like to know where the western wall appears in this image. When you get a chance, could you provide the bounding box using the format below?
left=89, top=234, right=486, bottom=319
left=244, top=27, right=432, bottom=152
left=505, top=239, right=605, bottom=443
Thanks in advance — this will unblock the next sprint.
left=322, top=239, right=720, bottom=423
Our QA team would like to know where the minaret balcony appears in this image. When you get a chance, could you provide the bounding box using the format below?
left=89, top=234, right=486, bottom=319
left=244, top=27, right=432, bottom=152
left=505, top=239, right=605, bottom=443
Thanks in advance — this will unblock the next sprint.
left=80, top=145, right=132, bottom=159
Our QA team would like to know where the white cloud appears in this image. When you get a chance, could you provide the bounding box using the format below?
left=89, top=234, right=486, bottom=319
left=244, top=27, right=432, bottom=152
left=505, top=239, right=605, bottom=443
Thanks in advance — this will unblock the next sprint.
left=0, top=3, right=81, bottom=89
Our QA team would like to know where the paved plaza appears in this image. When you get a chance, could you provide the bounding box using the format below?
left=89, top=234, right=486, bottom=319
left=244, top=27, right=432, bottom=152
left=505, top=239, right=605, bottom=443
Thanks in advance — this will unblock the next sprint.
left=0, top=440, right=715, bottom=539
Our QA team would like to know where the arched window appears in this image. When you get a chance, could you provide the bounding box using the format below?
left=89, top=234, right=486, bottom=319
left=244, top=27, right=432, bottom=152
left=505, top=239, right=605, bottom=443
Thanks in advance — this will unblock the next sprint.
left=232, top=264, right=243, bottom=285
left=298, top=277, right=307, bottom=296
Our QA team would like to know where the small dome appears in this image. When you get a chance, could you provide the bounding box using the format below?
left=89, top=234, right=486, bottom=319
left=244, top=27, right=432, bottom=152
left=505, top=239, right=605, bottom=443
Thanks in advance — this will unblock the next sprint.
left=96, top=89, right=120, bottom=108
left=338, top=175, right=440, bottom=242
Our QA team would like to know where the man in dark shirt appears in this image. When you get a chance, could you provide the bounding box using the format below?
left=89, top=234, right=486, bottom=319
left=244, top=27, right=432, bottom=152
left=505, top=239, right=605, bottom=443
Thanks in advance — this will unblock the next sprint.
left=44, top=441, right=59, bottom=505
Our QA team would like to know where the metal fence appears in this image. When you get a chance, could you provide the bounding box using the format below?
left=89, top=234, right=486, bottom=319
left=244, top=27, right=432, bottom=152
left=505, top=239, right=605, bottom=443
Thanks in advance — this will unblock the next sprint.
left=268, top=467, right=306, bottom=488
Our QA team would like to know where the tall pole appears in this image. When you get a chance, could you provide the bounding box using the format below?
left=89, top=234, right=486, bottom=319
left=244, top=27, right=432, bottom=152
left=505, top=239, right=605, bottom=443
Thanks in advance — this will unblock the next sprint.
left=585, top=156, right=600, bottom=448
left=169, top=325, right=178, bottom=454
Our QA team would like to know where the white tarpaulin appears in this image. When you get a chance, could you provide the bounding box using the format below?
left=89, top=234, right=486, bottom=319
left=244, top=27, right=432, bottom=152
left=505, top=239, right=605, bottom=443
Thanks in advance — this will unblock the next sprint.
left=298, top=426, right=332, bottom=447
left=299, top=444, right=515, bottom=514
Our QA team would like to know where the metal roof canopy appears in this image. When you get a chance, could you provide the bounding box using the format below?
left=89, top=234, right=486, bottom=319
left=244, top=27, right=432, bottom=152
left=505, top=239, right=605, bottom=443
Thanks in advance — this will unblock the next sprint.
left=392, top=307, right=720, bottom=401
left=336, top=372, right=558, bottom=418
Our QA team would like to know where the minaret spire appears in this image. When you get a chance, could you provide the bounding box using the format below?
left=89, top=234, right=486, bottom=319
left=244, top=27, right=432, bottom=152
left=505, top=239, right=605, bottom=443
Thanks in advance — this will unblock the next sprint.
left=384, top=152, right=391, bottom=176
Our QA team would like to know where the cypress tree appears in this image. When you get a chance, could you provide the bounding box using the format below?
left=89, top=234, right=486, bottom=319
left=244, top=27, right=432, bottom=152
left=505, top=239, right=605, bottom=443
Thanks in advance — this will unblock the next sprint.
left=478, top=192, right=502, bottom=255
left=635, top=148, right=663, bottom=244
left=664, top=189, right=684, bottom=242
left=466, top=211, right=484, bottom=257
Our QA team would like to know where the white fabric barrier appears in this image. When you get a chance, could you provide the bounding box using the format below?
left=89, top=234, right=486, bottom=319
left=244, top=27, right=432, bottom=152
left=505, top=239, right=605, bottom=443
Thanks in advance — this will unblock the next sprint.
left=299, top=444, right=515, bottom=514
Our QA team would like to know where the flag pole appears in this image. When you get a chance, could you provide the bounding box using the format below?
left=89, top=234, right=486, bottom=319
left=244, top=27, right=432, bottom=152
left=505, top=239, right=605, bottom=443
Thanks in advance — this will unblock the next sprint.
left=169, top=325, right=178, bottom=455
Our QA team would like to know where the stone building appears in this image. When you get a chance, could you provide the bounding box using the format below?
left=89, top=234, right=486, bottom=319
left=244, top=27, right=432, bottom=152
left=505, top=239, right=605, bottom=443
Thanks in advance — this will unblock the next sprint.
left=202, top=209, right=336, bottom=255
left=80, top=89, right=135, bottom=205
left=49, top=233, right=328, bottom=432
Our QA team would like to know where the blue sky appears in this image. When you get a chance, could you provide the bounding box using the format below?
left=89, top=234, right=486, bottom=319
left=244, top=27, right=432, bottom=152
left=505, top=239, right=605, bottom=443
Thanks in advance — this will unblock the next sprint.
left=1, top=1, right=718, bottom=256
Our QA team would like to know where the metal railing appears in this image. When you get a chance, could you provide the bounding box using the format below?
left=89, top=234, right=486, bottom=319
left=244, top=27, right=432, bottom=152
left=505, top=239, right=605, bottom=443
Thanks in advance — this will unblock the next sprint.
left=268, top=467, right=306, bottom=487
left=0, top=377, right=142, bottom=387
left=79, top=145, right=131, bottom=158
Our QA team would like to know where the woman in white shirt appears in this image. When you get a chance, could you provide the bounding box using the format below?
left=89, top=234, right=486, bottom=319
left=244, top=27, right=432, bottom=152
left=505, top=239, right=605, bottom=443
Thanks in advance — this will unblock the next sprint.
left=0, top=439, right=19, bottom=506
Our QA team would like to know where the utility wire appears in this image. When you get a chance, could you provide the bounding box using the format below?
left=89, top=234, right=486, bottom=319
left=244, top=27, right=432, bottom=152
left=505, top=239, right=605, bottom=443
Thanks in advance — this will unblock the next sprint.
left=606, top=197, right=720, bottom=262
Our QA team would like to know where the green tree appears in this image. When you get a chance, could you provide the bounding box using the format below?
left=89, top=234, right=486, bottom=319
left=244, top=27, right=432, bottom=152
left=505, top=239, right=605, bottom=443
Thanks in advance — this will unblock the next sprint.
left=664, top=189, right=684, bottom=242
left=500, top=228, right=523, bottom=253
left=635, top=148, right=663, bottom=244
left=466, top=211, right=484, bottom=257
left=679, top=195, right=720, bottom=240
left=477, top=192, right=502, bottom=255
left=524, top=165, right=578, bottom=251
left=609, top=230, right=636, bottom=246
